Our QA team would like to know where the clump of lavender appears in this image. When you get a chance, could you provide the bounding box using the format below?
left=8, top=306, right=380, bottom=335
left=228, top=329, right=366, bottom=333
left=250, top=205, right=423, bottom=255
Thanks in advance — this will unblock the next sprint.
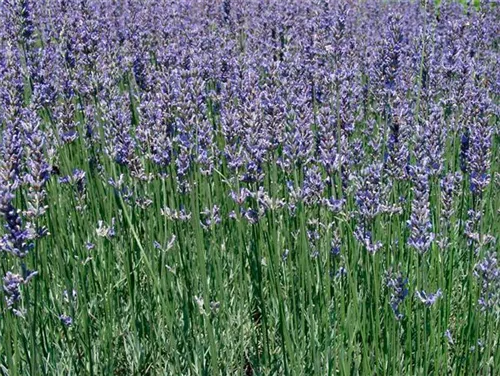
left=137, top=90, right=173, bottom=173
left=0, top=108, right=45, bottom=318
left=101, top=91, right=146, bottom=180
left=0, top=122, right=29, bottom=256
left=0, top=0, right=497, bottom=371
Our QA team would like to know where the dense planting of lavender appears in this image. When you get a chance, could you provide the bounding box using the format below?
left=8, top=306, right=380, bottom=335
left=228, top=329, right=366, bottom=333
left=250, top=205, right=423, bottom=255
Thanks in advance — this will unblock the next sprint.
left=0, top=0, right=499, bottom=374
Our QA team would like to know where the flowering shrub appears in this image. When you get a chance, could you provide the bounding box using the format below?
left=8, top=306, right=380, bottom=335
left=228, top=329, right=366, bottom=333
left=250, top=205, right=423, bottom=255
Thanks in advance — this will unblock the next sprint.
left=0, top=0, right=498, bottom=374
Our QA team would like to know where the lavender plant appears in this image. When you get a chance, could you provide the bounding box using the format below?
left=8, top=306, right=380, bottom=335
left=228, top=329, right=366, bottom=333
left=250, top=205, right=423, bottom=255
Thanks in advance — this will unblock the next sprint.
left=0, top=0, right=498, bottom=375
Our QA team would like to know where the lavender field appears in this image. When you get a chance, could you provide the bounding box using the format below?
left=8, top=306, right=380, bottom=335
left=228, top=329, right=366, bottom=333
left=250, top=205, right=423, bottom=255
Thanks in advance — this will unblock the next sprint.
left=0, top=0, right=499, bottom=374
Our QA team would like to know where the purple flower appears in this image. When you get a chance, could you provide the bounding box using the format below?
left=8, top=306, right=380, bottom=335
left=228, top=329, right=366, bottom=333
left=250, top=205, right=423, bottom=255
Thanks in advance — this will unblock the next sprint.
left=330, top=238, right=341, bottom=256
left=302, top=165, right=325, bottom=205
left=385, top=100, right=411, bottom=180
left=230, top=188, right=253, bottom=205
left=407, top=163, right=434, bottom=255
left=323, top=197, right=345, bottom=213
left=385, top=268, right=408, bottom=320
left=96, top=218, right=116, bottom=239
left=0, top=188, right=35, bottom=258
left=415, top=289, right=442, bottom=306
left=465, top=96, right=493, bottom=197
left=201, top=205, right=221, bottom=229
left=440, top=172, right=462, bottom=224
left=279, top=111, right=314, bottom=171
left=242, top=208, right=259, bottom=224
left=3, top=270, right=36, bottom=312
left=474, top=253, right=499, bottom=313
left=3, top=272, right=24, bottom=309
left=423, top=106, right=445, bottom=177
left=161, top=206, right=191, bottom=222
left=355, top=224, right=383, bottom=254
left=59, top=314, right=73, bottom=327
left=460, top=130, right=470, bottom=173
left=355, top=163, right=386, bottom=219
